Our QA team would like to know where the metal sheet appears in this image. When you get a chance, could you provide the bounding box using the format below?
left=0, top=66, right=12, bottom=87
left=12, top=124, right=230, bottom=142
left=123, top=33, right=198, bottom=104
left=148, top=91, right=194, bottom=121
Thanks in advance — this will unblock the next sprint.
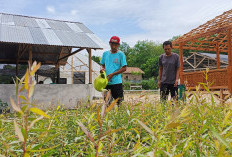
left=0, top=14, right=2, bottom=23
left=41, top=29, right=63, bottom=46
left=35, top=19, right=51, bottom=29
left=1, top=14, right=15, bottom=25
left=73, top=32, right=100, bottom=48
left=54, top=30, right=77, bottom=47
left=86, top=33, right=108, bottom=49
left=46, top=20, right=72, bottom=31
left=29, top=27, right=49, bottom=45
left=76, top=23, right=93, bottom=33
left=13, top=15, right=39, bottom=27
left=1, top=25, right=34, bottom=44
left=66, top=22, right=83, bottom=32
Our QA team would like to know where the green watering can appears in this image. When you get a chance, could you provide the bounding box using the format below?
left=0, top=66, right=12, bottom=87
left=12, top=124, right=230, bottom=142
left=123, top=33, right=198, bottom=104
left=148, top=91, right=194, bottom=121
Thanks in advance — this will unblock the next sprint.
left=94, top=71, right=108, bottom=92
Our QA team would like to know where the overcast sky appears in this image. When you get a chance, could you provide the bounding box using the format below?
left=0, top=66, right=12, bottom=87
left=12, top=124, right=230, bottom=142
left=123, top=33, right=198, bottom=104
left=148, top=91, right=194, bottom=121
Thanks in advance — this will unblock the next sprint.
left=0, top=0, right=232, bottom=56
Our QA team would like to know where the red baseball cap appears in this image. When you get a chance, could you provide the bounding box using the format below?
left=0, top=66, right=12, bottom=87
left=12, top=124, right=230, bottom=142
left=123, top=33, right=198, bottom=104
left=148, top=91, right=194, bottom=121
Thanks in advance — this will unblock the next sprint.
left=109, top=36, right=120, bottom=44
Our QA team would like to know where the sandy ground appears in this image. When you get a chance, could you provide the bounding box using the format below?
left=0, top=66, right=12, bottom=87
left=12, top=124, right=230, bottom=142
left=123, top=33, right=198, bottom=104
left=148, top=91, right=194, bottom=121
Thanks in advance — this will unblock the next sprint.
left=93, top=91, right=232, bottom=105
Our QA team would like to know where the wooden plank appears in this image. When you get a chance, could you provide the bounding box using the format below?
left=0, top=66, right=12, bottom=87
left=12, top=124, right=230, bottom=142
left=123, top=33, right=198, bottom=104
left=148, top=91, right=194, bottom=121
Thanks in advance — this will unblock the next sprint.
left=216, top=43, right=220, bottom=69
left=87, top=48, right=92, bottom=84
left=58, top=48, right=84, bottom=62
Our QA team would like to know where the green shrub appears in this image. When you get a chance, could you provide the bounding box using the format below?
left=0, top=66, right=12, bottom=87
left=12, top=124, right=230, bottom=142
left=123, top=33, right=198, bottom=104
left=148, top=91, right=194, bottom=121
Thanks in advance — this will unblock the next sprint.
left=141, top=78, right=158, bottom=90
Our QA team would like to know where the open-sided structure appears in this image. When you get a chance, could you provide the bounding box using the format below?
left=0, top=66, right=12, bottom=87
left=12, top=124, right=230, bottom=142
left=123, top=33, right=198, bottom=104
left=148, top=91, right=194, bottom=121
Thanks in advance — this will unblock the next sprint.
left=0, top=12, right=106, bottom=83
left=173, top=9, right=232, bottom=102
left=0, top=12, right=107, bottom=108
left=183, top=52, right=228, bottom=72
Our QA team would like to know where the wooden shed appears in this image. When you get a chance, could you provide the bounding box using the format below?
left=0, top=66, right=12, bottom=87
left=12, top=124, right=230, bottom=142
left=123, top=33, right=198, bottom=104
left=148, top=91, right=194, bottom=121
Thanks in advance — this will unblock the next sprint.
left=122, top=67, right=144, bottom=83
left=173, top=9, right=232, bottom=101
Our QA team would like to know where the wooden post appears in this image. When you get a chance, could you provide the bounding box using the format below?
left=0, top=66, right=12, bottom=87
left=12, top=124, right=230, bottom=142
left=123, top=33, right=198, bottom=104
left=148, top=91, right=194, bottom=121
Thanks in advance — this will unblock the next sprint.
left=216, top=43, right=220, bottom=69
left=227, top=28, right=232, bottom=93
left=71, top=56, right=74, bottom=84
left=179, top=44, right=184, bottom=84
left=29, top=45, right=32, bottom=65
left=228, top=29, right=232, bottom=66
left=88, top=48, right=92, bottom=84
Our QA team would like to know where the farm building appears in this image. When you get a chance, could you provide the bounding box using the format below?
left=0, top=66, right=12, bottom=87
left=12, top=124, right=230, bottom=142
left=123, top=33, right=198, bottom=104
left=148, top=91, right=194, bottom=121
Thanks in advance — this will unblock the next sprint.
left=122, top=67, right=144, bottom=83
left=183, top=52, right=228, bottom=72
left=173, top=9, right=232, bottom=103
left=0, top=12, right=107, bottom=109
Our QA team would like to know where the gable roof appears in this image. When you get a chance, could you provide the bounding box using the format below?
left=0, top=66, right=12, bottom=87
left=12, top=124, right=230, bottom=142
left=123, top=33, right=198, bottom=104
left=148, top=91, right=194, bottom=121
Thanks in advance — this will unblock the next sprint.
left=0, top=13, right=106, bottom=48
left=173, top=9, right=232, bottom=53
left=123, top=67, right=145, bottom=74
left=0, top=13, right=107, bottom=65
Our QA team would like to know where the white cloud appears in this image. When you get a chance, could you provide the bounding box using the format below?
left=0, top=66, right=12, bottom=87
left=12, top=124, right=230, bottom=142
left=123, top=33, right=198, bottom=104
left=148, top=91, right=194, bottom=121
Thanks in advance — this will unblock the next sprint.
left=46, top=6, right=55, bottom=14
left=1, top=0, right=232, bottom=48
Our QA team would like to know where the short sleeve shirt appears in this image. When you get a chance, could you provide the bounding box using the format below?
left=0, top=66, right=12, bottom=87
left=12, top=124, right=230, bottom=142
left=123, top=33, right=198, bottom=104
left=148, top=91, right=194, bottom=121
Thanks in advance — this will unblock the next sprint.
left=100, top=50, right=127, bottom=85
left=159, top=53, right=180, bottom=84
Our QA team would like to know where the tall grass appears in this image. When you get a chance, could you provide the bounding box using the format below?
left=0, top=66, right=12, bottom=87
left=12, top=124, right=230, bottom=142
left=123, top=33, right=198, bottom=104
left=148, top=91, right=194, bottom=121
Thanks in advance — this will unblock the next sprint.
left=0, top=64, right=231, bottom=156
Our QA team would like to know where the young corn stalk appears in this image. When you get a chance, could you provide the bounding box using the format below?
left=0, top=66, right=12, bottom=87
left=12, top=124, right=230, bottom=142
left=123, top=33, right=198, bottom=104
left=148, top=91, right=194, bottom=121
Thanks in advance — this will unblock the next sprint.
left=10, top=61, right=54, bottom=157
left=77, top=90, right=122, bottom=156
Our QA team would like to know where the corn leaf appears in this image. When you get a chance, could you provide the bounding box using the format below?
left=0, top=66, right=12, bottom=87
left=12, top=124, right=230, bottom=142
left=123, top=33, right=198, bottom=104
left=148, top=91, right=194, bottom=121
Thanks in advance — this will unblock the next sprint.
left=14, top=120, right=24, bottom=142
left=30, top=62, right=41, bottom=77
left=29, top=84, right=35, bottom=98
left=24, top=69, right=29, bottom=90
left=10, top=97, right=23, bottom=114
left=77, top=121, right=96, bottom=145
left=166, top=122, right=181, bottom=129
left=30, top=108, right=51, bottom=119
left=97, top=106, right=102, bottom=126
left=106, top=98, right=119, bottom=112
left=29, top=144, right=60, bottom=152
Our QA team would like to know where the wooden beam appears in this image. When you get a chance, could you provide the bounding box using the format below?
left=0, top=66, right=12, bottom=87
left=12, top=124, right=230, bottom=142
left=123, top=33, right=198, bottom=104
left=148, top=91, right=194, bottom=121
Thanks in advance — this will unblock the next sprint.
left=216, top=43, right=220, bottom=69
left=19, top=45, right=29, bottom=59
left=87, top=48, right=92, bottom=84
left=0, top=59, right=65, bottom=65
left=195, top=57, right=206, bottom=68
left=179, top=44, right=184, bottom=84
left=58, top=48, right=84, bottom=62
left=56, top=47, right=64, bottom=68
left=228, top=29, right=232, bottom=65
left=29, top=45, right=33, bottom=66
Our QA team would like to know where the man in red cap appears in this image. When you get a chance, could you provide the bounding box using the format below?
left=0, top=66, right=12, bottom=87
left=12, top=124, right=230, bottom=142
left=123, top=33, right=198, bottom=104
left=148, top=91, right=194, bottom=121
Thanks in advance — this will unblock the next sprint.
left=100, top=36, right=127, bottom=106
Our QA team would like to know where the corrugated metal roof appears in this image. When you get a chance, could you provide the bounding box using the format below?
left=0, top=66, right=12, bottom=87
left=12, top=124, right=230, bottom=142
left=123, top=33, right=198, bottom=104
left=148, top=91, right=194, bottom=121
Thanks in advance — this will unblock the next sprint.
left=0, top=13, right=105, bottom=49
left=199, top=52, right=228, bottom=62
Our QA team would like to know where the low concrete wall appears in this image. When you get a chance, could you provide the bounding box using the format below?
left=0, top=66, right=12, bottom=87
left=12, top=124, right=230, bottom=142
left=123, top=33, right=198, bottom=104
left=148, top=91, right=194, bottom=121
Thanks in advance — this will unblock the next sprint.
left=0, top=84, right=99, bottom=110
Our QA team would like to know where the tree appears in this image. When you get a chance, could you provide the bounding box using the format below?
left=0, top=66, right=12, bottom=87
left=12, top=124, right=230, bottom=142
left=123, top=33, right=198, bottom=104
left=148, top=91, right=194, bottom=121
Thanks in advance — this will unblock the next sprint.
left=91, top=56, right=101, bottom=65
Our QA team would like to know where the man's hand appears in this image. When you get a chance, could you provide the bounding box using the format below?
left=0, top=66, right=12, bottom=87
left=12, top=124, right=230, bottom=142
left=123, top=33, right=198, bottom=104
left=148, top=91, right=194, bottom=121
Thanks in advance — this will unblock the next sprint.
left=100, top=68, right=105, bottom=73
left=174, top=80, right=178, bottom=87
left=158, top=80, right=161, bottom=88
left=107, top=73, right=114, bottom=81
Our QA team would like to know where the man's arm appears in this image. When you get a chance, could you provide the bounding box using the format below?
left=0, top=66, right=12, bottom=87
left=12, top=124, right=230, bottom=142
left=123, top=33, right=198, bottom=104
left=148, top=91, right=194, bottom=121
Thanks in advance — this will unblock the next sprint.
left=108, top=66, right=127, bottom=81
left=100, top=65, right=105, bottom=73
left=158, top=66, right=163, bottom=88
left=174, top=67, right=180, bottom=87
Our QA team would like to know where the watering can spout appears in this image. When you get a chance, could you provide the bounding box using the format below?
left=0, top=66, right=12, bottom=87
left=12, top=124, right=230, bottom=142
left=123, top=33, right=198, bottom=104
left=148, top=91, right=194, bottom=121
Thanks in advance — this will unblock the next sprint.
left=94, top=71, right=108, bottom=92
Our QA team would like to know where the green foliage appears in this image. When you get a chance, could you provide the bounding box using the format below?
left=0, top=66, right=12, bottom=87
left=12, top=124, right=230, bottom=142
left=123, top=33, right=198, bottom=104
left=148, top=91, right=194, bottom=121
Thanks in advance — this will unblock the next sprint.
left=141, top=78, right=158, bottom=90
left=122, top=81, right=131, bottom=90
left=123, top=78, right=158, bottom=90
left=120, top=40, right=163, bottom=79
left=131, top=71, right=142, bottom=75
left=91, top=56, right=101, bottom=65
left=1, top=86, right=232, bottom=156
